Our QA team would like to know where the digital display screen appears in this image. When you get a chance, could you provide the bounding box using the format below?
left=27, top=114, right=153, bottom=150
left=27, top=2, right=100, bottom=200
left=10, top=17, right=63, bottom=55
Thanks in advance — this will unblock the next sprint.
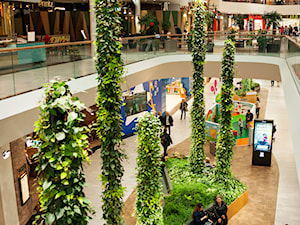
left=124, top=92, right=147, bottom=117
left=253, top=120, right=273, bottom=152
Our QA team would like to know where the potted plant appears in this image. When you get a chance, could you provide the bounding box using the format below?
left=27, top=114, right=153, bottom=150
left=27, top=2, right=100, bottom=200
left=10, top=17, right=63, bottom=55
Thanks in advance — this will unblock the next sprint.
left=257, top=30, right=268, bottom=52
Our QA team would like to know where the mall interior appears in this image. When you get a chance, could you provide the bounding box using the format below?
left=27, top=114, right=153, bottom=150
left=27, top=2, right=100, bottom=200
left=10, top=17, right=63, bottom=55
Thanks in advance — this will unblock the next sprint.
left=0, top=0, right=300, bottom=224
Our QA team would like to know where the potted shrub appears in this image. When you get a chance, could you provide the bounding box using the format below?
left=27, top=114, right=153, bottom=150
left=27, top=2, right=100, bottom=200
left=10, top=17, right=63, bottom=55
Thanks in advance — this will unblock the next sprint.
left=257, top=30, right=268, bottom=52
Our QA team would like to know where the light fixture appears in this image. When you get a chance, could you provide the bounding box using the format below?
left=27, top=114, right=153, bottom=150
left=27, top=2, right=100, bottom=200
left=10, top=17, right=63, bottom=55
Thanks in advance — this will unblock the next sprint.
left=183, top=13, right=187, bottom=18
left=54, top=7, right=66, bottom=11
left=2, top=150, right=11, bottom=160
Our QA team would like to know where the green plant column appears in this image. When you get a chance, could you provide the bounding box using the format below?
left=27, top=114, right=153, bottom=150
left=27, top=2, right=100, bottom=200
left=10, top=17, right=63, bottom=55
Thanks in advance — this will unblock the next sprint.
left=136, top=113, right=163, bottom=225
left=34, top=81, right=93, bottom=225
left=94, top=0, right=126, bottom=224
left=214, top=39, right=236, bottom=188
left=189, top=1, right=207, bottom=174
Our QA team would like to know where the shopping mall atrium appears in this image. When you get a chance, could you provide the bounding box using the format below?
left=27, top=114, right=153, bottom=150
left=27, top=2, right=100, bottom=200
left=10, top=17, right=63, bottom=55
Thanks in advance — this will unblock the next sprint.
left=0, top=0, right=300, bottom=224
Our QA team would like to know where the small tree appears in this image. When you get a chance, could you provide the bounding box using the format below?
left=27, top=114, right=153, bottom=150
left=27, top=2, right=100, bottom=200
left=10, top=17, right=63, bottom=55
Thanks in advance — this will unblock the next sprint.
left=135, top=113, right=163, bottom=225
left=213, top=39, right=236, bottom=188
left=94, top=0, right=126, bottom=224
left=232, top=14, right=245, bottom=31
left=34, top=81, right=93, bottom=225
left=263, top=11, right=282, bottom=34
left=189, top=1, right=207, bottom=174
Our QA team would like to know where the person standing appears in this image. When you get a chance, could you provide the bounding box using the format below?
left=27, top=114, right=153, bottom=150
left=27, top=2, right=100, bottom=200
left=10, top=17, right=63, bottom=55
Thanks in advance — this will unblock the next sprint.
left=179, top=99, right=188, bottom=120
left=255, top=97, right=261, bottom=118
left=157, top=111, right=164, bottom=125
left=238, top=117, right=243, bottom=136
left=161, top=127, right=173, bottom=158
left=145, top=22, right=156, bottom=53
left=271, top=80, right=274, bottom=87
left=213, top=195, right=228, bottom=225
left=174, top=25, right=182, bottom=48
left=163, top=111, right=173, bottom=135
left=246, top=110, right=253, bottom=128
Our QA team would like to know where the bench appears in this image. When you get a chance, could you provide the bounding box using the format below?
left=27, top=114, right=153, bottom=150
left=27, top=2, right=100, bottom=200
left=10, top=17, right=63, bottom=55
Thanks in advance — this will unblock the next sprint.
left=184, top=203, right=217, bottom=225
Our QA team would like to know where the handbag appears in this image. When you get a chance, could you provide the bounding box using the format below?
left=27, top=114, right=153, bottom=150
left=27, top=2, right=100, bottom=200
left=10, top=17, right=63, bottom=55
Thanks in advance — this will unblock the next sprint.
left=185, top=105, right=188, bottom=112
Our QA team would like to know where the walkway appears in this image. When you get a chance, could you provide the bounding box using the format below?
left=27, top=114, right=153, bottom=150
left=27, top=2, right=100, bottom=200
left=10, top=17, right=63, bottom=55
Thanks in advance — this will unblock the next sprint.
left=84, top=77, right=300, bottom=224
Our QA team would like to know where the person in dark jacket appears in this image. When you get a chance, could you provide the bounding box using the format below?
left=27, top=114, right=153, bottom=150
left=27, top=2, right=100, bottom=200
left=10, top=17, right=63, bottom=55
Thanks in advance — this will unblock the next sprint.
left=192, top=203, right=213, bottom=225
left=179, top=99, right=188, bottom=120
left=245, top=110, right=253, bottom=128
left=161, top=127, right=172, bottom=157
left=213, top=195, right=228, bottom=225
left=163, top=111, right=173, bottom=135
left=145, top=22, right=156, bottom=52
left=157, top=111, right=164, bottom=125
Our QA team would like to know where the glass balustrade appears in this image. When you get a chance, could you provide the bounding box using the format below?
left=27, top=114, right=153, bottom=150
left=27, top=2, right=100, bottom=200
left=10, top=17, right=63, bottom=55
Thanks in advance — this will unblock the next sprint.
left=0, top=32, right=298, bottom=100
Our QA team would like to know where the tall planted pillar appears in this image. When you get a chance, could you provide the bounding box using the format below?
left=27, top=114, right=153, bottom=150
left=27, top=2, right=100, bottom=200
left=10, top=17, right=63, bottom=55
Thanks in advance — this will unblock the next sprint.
left=189, top=1, right=207, bottom=174
left=94, top=0, right=126, bottom=224
left=213, top=39, right=236, bottom=187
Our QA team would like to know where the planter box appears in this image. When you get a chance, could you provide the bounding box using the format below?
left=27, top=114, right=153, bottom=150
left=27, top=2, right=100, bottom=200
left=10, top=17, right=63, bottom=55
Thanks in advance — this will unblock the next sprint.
left=267, top=43, right=280, bottom=53
left=227, top=189, right=248, bottom=219
left=165, top=39, right=177, bottom=52
left=235, top=40, right=245, bottom=48
left=207, top=43, right=214, bottom=52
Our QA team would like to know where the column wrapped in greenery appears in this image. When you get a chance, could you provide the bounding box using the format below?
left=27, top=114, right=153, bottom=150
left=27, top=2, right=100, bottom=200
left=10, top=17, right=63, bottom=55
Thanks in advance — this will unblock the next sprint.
left=135, top=113, right=163, bottom=225
left=94, top=0, right=126, bottom=224
left=213, top=39, right=236, bottom=188
left=189, top=1, right=207, bottom=174
left=34, top=81, right=93, bottom=225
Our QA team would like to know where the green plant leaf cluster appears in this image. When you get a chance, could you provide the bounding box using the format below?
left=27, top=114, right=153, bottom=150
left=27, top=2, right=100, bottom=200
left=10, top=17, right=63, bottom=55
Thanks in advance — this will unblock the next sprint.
left=135, top=112, right=163, bottom=225
left=213, top=39, right=236, bottom=188
left=34, top=81, right=93, bottom=225
left=163, top=158, right=247, bottom=225
left=94, top=0, right=126, bottom=224
left=190, top=1, right=207, bottom=174
left=263, top=11, right=282, bottom=31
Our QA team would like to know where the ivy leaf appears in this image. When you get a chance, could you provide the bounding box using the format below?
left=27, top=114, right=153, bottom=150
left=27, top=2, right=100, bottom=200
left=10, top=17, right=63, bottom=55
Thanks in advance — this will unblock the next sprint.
left=55, top=191, right=66, bottom=199
left=45, top=213, right=55, bottom=224
left=56, top=132, right=65, bottom=141
left=67, top=112, right=78, bottom=123
left=61, top=172, right=67, bottom=179
left=55, top=208, right=65, bottom=220
left=42, top=180, right=52, bottom=190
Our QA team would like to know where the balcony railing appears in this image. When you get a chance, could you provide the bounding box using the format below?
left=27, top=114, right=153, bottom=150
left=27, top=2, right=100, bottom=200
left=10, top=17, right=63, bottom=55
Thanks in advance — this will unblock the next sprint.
left=222, top=0, right=300, bottom=5
left=0, top=31, right=299, bottom=100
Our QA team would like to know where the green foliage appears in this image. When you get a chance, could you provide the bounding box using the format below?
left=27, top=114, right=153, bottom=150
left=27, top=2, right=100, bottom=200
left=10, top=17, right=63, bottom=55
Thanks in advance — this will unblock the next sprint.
left=139, top=11, right=159, bottom=33
left=232, top=14, right=245, bottom=31
left=94, top=0, right=126, bottom=224
left=263, top=11, right=282, bottom=31
left=190, top=1, right=207, bottom=174
left=257, top=29, right=268, bottom=51
left=204, top=10, right=214, bottom=32
left=135, top=113, right=163, bottom=225
left=235, top=79, right=260, bottom=97
left=213, top=39, right=236, bottom=189
left=34, top=81, right=93, bottom=225
left=163, top=158, right=247, bottom=225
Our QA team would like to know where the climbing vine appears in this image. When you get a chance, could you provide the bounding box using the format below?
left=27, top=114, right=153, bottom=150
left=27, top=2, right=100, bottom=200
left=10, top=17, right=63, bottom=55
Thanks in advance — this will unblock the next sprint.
left=34, top=81, right=93, bottom=225
left=189, top=1, right=207, bottom=174
left=213, top=39, right=236, bottom=188
left=94, top=0, right=126, bottom=224
left=135, top=113, right=163, bottom=225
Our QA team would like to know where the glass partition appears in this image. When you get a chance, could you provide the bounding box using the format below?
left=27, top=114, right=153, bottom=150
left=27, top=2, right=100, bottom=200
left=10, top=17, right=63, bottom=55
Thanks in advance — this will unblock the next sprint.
left=0, top=33, right=295, bottom=100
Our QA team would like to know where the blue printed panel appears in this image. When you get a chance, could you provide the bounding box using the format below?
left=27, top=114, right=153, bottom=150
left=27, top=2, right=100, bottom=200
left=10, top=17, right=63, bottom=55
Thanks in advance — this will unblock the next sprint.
left=122, top=79, right=164, bottom=137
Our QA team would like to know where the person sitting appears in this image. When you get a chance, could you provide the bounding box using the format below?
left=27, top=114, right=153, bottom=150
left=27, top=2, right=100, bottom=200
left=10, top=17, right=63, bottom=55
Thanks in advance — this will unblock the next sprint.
left=192, top=202, right=213, bottom=225
left=213, top=195, right=228, bottom=225
left=205, top=157, right=214, bottom=169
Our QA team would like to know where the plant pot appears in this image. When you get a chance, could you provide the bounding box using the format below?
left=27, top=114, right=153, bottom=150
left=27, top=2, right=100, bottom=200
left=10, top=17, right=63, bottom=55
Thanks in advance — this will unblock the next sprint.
left=267, top=43, right=280, bottom=53
left=258, top=46, right=266, bottom=52
left=207, top=43, right=214, bottom=52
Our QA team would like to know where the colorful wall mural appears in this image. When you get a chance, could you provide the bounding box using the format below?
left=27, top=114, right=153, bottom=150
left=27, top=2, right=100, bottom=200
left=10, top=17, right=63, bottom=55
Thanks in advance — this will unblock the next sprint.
left=121, top=79, right=164, bottom=136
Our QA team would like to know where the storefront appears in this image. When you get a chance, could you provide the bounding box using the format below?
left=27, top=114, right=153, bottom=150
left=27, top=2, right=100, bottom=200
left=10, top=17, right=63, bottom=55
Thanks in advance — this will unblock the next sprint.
left=245, top=15, right=265, bottom=31
left=0, top=1, right=15, bottom=37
